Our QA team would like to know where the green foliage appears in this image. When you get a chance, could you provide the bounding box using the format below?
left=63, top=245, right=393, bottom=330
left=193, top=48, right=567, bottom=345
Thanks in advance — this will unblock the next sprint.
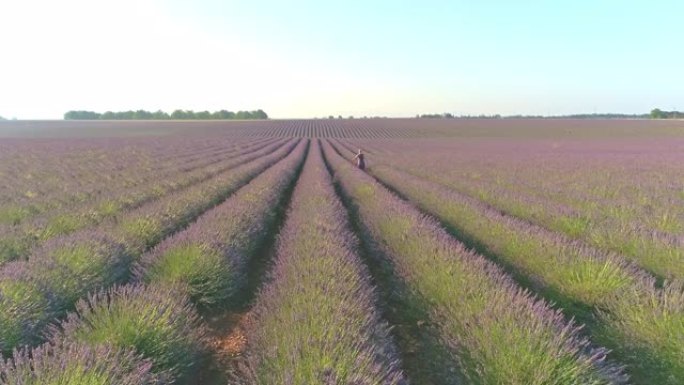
left=41, top=214, right=83, bottom=239
left=143, top=243, right=233, bottom=309
left=0, top=278, right=52, bottom=354
left=119, top=217, right=162, bottom=251
left=0, top=342, right=160, bottom=385
left=598, top=283, right=684, bottom=385
left=326, top=145, right=610, bottom=385
left=418, top=113, right=456, bottom=118
left=59, top=284, right=207, bottom=382
left=0, top=205, right=32, bottom=225
left=651, top=108, right=683, bottom=119
left=63, top=110, right=100, bottom=119
left=64, top=109, right=268, bottom=120
left=0, top=236, right=32, bottom=265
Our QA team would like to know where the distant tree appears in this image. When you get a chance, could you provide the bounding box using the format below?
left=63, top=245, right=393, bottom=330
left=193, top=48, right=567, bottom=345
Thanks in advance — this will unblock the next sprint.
left=214, top=110, right=236, bottom=119
left=132, top=110, right=152, bottom=119
left=151, top=110, right=169, bottom=119
left=651, top=108, right=665, bottom=119
left=195, top=110, right=212, bottom=119
left=170, top=109, right=186, bottom=119
left=0, top=115, right=5, bottom=120
left=64, top=108, right=268, bottom=120
left=253, top=109, right=268, bottom=119
left=419, top=113, right=443, bottom=118
left=235, top=110, right=250, bottom=119
left=64, top=110, right=101, bottom=120
left=650, top=108, right=683, bottom=119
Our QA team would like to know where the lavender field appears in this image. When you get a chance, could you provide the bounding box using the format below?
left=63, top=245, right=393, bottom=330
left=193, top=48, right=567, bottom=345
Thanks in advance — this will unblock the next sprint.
left=0, top=119, right=682, bottom=384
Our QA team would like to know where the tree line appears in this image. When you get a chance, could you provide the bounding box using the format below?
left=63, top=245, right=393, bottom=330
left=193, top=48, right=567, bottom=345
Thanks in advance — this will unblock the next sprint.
left=64, top=109, right=268, bottom=120
left=417, top=110, right=684, bottom=119
left=650, top=109, right=683, bottom=119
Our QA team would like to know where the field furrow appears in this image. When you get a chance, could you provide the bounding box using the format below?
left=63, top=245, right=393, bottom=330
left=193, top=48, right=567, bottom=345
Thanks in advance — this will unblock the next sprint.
left=321, top=139, right=623, bottom=385
left=349, top=150, right=684, bottom=385
left=135, top=139, right=308, bottom=309
left=0, top=119, right=681, bottom=383
left=0, top=140, right=309, bottom=384
left=0, top=138, right=243, bottom=213
left=344, top=139, right=683, bottom=281
left=0, top=139, right=299, bottom=355
left=235, top=140, right=405, bottom=384
left=0, top=138, right=288, bottom=264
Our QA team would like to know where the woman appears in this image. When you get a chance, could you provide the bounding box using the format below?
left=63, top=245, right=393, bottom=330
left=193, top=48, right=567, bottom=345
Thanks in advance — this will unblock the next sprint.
left=353, top=149, right=365, bottom=170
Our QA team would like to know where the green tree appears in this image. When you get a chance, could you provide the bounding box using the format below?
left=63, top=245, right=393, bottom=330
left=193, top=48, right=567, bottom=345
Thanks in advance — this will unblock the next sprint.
left=64, top=110, right=101, bottom=120
left=253, top=109, right=268, bottom=119
left=64, top=108, right=268, bottom=120
left=132, top=110, right=152, bottom=119
left=152, top=110, right=169, bottom=119
left=171, top=109, right=186, bottom=119
left=195, top=110, right=212, bottom=119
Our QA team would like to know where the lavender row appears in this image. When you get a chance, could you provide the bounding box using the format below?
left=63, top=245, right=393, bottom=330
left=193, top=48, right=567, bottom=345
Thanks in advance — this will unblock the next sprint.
left=0, top=340, right=160, bottom=384
left=0, top=141, right=309, bottom=383
left=0, top=136, right=272, bottom=238
left=350, top=139, right=683, bottom=281
left=0, top=139, right=299, bottom=355
left=135, top=139, right=308, bottom=308
left=361, top=157, right=683, bottom=384
left=235, top=141, right=405, bottom=384
left=1, top=283, right=209, bottom=384
left=0, top=138, right=287, bottom=264
left=41, top=140, right=306, bottom=383
left=0, top=136, right=252, bottom=217
left=330, top=139, right=648, bottom=308
left=0, top=136, right=264, bottom=204
left=0, top=137, right=279, bottom=233
left=149, top=119, right=456, bottom=138
left=321, top=140, right=623, bottom=385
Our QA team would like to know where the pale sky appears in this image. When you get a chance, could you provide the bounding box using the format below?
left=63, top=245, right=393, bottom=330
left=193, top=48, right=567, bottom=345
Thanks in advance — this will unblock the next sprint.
left=1, top=0, right=683, bottom=119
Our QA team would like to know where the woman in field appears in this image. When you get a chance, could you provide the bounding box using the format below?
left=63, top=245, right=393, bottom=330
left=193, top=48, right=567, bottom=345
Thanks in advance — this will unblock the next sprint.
left=353, top=149, right=365, bottom=170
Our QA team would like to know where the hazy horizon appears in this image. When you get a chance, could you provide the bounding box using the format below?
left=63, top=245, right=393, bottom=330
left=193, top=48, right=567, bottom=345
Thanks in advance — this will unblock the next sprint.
left=2, top=0, right=683, bottom=120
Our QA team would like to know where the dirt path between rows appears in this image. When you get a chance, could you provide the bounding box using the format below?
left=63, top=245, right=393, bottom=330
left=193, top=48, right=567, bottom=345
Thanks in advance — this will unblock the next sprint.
left=191, top=311, right=252, bottom=385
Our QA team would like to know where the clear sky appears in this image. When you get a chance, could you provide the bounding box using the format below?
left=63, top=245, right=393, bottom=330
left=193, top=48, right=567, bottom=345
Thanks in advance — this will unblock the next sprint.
left=1, top=0, right=683, bottom=119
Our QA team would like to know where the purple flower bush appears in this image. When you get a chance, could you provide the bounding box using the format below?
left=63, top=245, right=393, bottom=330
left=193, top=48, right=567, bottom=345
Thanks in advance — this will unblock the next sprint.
left=321, top=140, right=623, bottom=385
left=0, top=139, right=298, bottom=355
left=0, top=341, right=160, bottom=384
left=0, top=138, right=288, bottom=265
left=136, top=140, right=308, bottom=309
left=49, top=283, right=207, bottom=383
left=237, top=141, right=406, bottom=384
